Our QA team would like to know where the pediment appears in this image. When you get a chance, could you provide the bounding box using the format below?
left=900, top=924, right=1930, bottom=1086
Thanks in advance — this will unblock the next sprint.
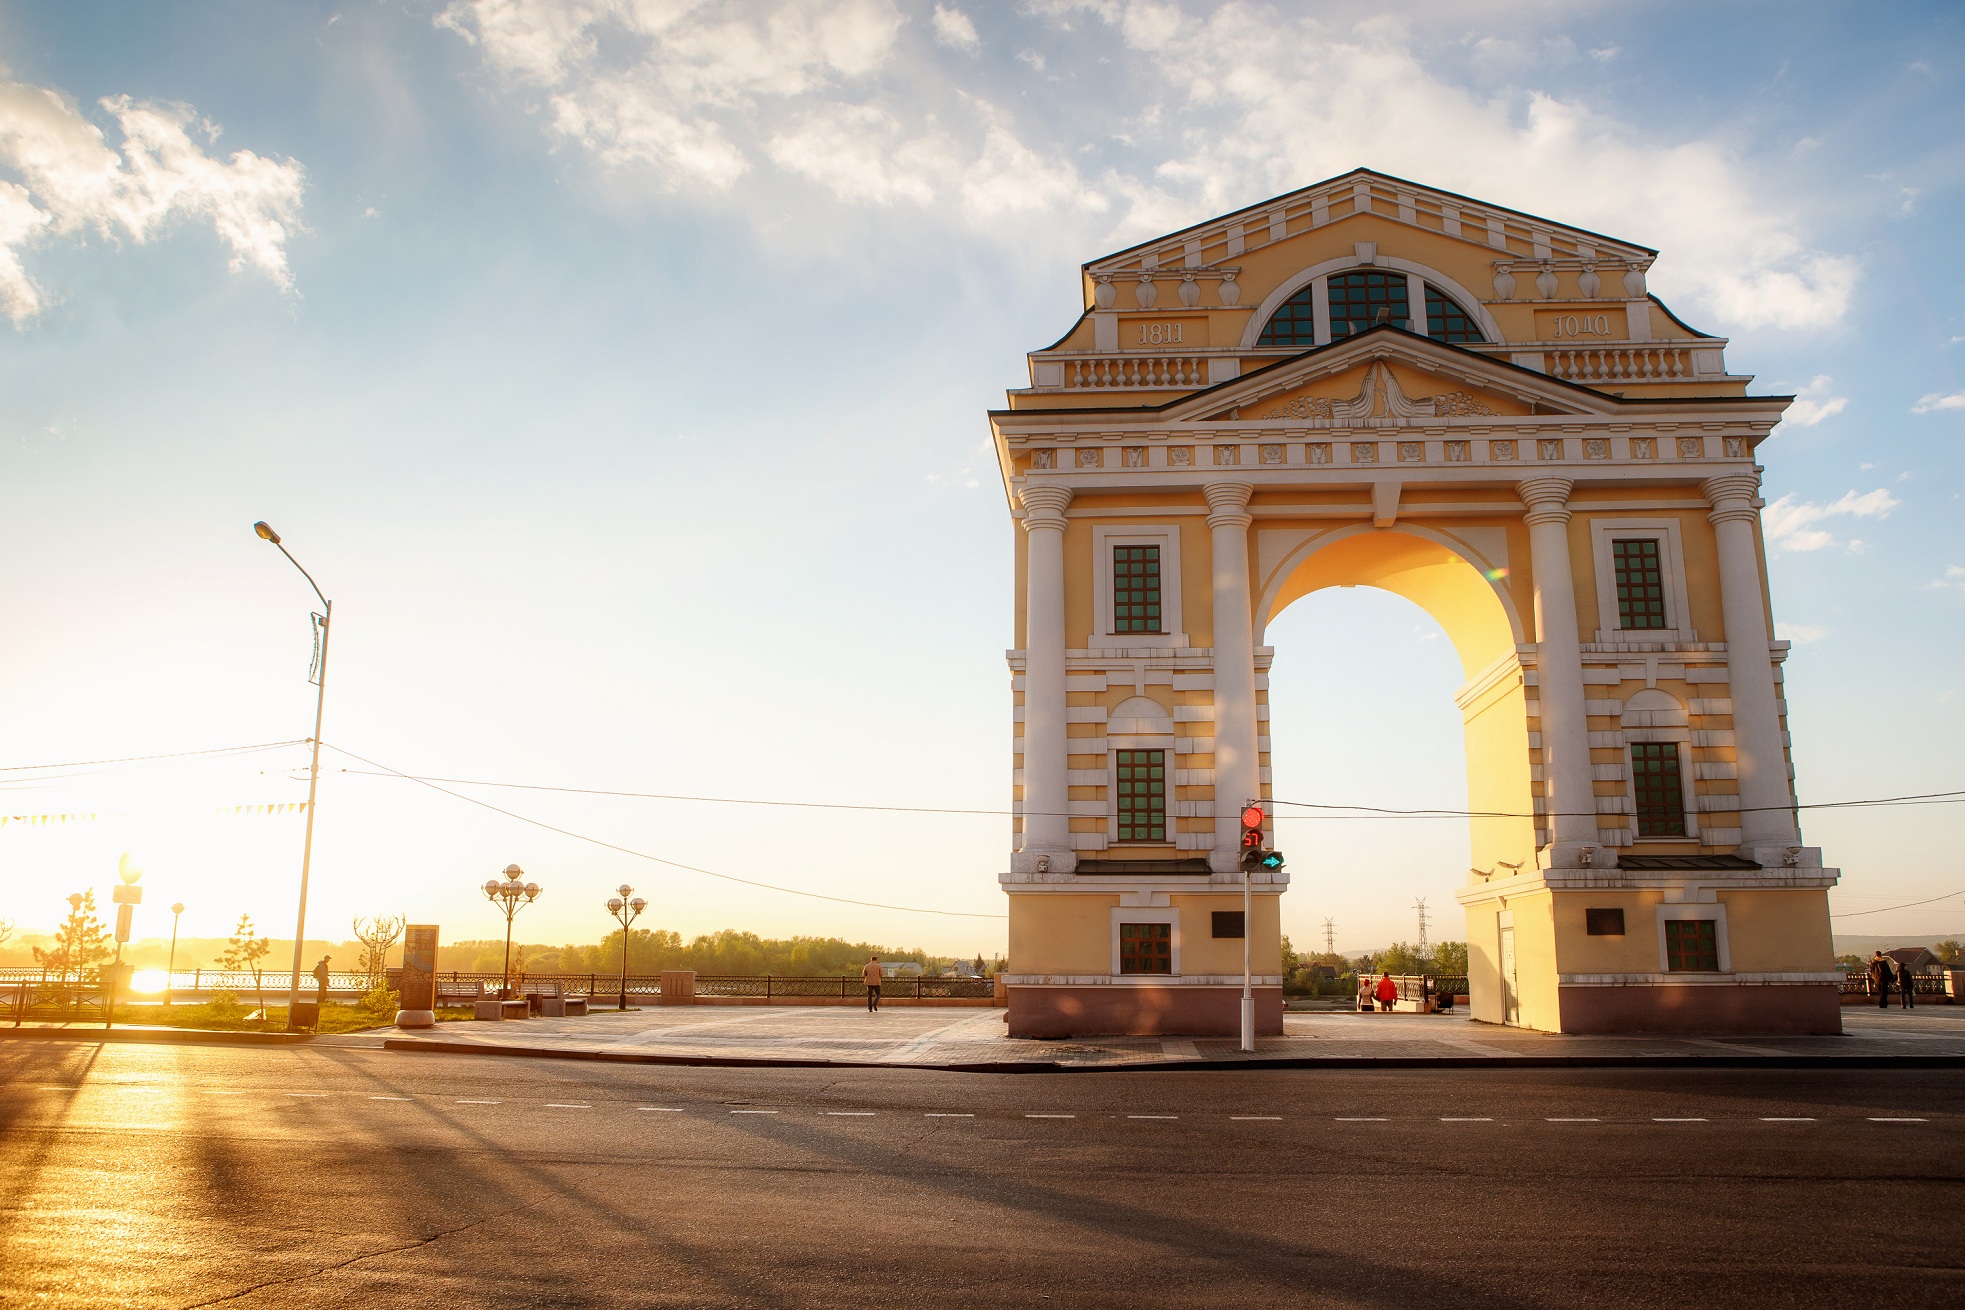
left=1169, top=328, right=1606, bottom=424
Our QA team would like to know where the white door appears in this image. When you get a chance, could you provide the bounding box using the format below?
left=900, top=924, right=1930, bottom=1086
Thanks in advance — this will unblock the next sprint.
left=1499, top=924, right=1520, bottom=1026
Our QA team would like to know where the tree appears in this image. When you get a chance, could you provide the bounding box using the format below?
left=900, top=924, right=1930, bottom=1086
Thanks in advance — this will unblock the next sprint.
left=220, top=914, right=271, bottom=1016
left=1935, top=940, right=1962, bottom=965
left=352, top=915, right=405, bottom=990
left=34, top=891, right=110, bottom=984
left=1279, top=934, right=1300, bottom=974
left=1431, top=941, right=1469, bottom=975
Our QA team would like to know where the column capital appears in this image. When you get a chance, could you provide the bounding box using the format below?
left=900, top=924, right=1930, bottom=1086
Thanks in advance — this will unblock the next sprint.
left=1017, top=484, right=1073, bottom=531
left=1204, top=480, right=1254, bottom=530
left=1516, top=476, right=1574, bottom=526
left=1703, top=472, right=1762, bottom=524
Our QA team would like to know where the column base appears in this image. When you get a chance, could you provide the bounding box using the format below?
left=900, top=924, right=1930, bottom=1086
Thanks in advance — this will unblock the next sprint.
left=1007, top=984, right=1283, bottom=1039
left=393, top=1009, right=436, bottom=1029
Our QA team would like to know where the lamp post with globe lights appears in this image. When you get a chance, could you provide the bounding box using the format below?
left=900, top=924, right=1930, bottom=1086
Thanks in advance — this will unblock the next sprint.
left=482, top=866, right=540, bottom=998
left=605, top=885, right=647, bottom=1010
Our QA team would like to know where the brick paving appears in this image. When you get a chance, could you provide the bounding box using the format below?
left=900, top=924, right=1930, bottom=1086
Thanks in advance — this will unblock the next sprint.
left=369, top=1002, right=1965, bottom=1068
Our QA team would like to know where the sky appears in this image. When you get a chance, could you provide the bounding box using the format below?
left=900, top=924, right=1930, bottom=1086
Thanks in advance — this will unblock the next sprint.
left=0, top=0, right=1961, bottom=961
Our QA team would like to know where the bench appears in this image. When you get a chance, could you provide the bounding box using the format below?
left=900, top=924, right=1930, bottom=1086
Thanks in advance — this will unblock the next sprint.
left=526, top=980, right=591, bottom=1018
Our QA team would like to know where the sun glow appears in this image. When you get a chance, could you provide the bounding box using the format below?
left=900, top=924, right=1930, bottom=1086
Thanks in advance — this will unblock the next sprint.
left=129, top=969, right=171, bottom=994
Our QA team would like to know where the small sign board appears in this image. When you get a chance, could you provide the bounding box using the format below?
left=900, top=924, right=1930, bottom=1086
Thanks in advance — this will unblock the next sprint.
left=400, top=924, right=438, bottom=1011
left=111, top=884, right=142, bottom=905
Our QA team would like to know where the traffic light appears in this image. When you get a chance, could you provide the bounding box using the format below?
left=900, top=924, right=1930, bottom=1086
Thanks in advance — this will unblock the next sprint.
left=1240, top=802, right=1265, bottom=868
left=1259, top=849, right=1287, bottom=871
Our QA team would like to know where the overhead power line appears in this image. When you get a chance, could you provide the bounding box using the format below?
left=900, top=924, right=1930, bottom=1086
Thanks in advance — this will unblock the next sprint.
left=0, top=740, right=306, bottom=775
left=326, top=744, right=1006, bottom=921
left=1830, top=888, right=1965, bottom=919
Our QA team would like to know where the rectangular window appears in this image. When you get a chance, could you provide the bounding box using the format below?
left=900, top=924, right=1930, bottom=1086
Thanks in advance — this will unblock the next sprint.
left=1112, top=545, right=1162, bottom=633
left=1664, top=919, right=1720, bottom=972
left=1114, top=750, right=1167, bottom=842
left=1585, top=908, right=1626, bottom=936
left=1119, top=922, right=1173, bottom=974
left=1631, top=742, right=1687, bottom=837
left=1612, top=538, right=1668, bottom=630
left=1212, top=911, right=1246, bottom=939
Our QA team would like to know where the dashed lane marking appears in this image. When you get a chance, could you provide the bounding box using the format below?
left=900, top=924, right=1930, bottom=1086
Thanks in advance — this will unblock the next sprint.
left=1869, top=1117, right=1927, bottom=1123
left=1026, top=1113, right=1075, bottom=1119
left=730, top=1109, right=779, bottom=1115
left=1230, top=1116, right=1282, bottom=1121
left=1336, top=1117, right=1388, bottom=1122
left=455, top=1099, right=501, bottom=1105
left=925, top=1112, right=975, bottom=1117
left=1761, top=1117, right=1814, bottom=1122
left=369, top=1096, right=413, bottom=1101
left=637, top=1107, right=683, bottom=1112
left=285, top=1093, right=327, bottom=1098
left=1547, top=1118, right=1600, bottom=1122
left=824, top=1111, right=875, bottom=1116
left=1653, top=1118, right=1707, bottom=1122
left=544, top=1103, right=592, bottom=1109
left=1440, top=1117, right=1493, bottom=1122
left=1126, top=1115, right=1178, bottom=1120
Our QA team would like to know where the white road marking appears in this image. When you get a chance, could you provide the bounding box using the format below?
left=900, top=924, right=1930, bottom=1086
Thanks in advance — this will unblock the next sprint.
left=1653, top=1117, right=1706, bottom=1122
left=1441, top=1117, right=1492, bottom=1122
left=1026, top=1113, right=1075, bottom=1119
left=1546, top=1117, right=1600, bottom=1122
left=1868, top=1116, right=1927, bottom=1123
left=924, top=1112, right=974, bottom=1117
left=455, top=1099, right=501, bottom=1105
left=730, top=1109, right=778, bottom=1115
left=285, top=1093, right=327, bottom=1098
left=1336, top=1117, right=1388, bottom=1122
left=637, top=1107, right=683, bottom=1112
left=1760, top=1117, right=1814, bottom=1122
left=1230, top=1116, right=1282, bottom=1121
left=824, top=1111, right=875, bottom=1116
left=369, top=1096, right=413, bottom=1101
left=545, top=1103, right=592, bottom=1109
left=1126, top=1115, right=1177, bottom=1120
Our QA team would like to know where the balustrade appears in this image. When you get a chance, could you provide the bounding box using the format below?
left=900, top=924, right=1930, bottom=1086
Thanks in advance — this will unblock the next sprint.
left=1548, top=346, right=1687, bottom=382
left=1068, top=356, right=1206, bottom=389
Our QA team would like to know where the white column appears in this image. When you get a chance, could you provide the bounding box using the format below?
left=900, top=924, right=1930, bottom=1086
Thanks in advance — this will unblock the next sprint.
left=1518, top=478, right=1599, bottom=862
left=1016, top=484, right=1075, bottom=873
left=1704, top=474, right=1799, bottom=850
left=1206, top=482, right=1260, bottom=874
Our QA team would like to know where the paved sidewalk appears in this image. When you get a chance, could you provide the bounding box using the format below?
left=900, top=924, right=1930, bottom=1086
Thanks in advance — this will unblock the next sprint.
left=373, top=1003, right=1965, bottom=1070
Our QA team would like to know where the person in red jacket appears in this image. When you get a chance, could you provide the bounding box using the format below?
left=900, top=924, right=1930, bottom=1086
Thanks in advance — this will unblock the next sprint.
left=1374, top=972, right=1399, bottom=1013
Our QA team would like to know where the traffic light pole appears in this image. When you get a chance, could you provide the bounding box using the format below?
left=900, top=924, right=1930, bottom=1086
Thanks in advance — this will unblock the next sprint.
left=1241, top=798, right=1255, bottom=1053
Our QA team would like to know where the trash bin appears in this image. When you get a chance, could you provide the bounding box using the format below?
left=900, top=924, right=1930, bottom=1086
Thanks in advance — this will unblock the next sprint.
left=288, top=1000, right=320, bottom=1032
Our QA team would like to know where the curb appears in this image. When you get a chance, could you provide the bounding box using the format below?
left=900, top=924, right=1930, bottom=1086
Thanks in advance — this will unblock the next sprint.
left=380, top=1037, right=1965, bottom=1074
left=0, top=1025, right=315, bottom=1047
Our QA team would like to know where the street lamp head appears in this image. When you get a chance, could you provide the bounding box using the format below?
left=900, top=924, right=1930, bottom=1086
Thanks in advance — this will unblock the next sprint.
left=617, top=884, right=634, bottom=898
left=171, top=903, right=185, bottom=915
left=523, top=882, right=540, bottom=900
left=629, top=898, right=647, bottom=914
left=482, top=879, right=502, bottom=898
left=504, top=864, right=524, bottom=878
left=606, top=897, right=624, bottom=913
left=253, top=521, right=281, bottom=544
left=117, top=851, right=143, bottom=885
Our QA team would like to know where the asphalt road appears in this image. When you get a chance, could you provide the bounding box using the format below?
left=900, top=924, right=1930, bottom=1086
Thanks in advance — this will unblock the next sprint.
left=1, top=1040, right=1960, bottom=1308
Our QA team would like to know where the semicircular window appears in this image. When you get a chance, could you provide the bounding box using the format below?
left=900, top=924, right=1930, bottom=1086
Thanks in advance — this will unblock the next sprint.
left=1425, top=284, right=1486, bottom=343
left=1255, top=283, right=1318, bottom=347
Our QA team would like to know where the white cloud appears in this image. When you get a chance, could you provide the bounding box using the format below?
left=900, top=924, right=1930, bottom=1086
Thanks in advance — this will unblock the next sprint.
left=1016, top=49, right=1048, bottom=72
left=1781, top=374, right=1847, bottom=428
left=1912, top=390, right=1965, bottom=414
left=436, top=0, right=906, bottom=193
left=0, top=80, right=305, bottom=321
left=1931, top=565, right=1965, bottom=595
left=1777, top=623, right=1828, bottom=645
left=1762, top=488, right=1900, bottom=553
left=1589, top=45, right=1620, bottom=62
left=932, top=4, right=979, bottom=50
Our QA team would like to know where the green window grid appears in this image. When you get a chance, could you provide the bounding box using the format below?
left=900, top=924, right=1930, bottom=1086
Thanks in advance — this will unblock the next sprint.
left=1612, top=538, right=1668, bottom=630
left=1327, top=270, right=1409, bottom=339
left=1424, top=284, right=1486, bottom=342
left=1631, top=741, right=1687, bottom=837
left=1255, top=284, right=1317, bottom=346
left=1112, top=545, right=1162, bottom=634
left=1119, top=922, right=1173, bottom=974
left=1665, top=918, right=1719, bottom=972
left=1115, top=749, right=1167, bottom=842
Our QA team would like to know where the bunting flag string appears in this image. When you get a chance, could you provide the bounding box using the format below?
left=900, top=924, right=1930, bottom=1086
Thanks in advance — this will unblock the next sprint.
left=0, top=802, right=308, bottom=827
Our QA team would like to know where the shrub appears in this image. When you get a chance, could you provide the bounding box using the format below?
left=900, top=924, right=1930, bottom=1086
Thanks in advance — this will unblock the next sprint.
left=356, top=985, right=400, bottom=1025
left=205, top=990, right=245, bottom=1022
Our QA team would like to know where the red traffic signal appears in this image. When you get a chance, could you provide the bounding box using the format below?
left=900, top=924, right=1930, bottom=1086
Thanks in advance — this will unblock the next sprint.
left=1240, top=803, right=1265, bottom=830
left=1239, top=803, right=1265, bottom=851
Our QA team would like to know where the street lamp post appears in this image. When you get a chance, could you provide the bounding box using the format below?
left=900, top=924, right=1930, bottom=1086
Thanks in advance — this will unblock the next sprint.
left=482, top=865, right=540, bottom=999
left=251, top=520, right=331, bottom=1028
left=604, top=885, right=647, bottom=1010
left=167, top=902, right=185, bottom=1006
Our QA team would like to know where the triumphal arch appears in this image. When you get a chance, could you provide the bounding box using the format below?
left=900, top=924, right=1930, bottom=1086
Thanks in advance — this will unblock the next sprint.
left=991, top=169, right=1841, bottom=1038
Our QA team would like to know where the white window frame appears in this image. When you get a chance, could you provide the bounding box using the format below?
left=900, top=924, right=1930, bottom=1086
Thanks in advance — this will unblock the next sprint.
left=1111, top=907, right=1181, bottom=980
left=1656, top=903, right=1730, bottom=973
left=1589, top=519, right=1696, bottom=644
left=1092, top=525, right=1187, bottom=651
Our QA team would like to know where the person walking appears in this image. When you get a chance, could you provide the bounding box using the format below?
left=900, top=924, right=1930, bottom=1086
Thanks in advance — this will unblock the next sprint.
left=1868, top=951, right=1891, bottom=1010
left=861, top=954, right=883, bottom=1013
left=312, top=955, right=331, bottom=1008
left=1896, top=956, right=1916, bottom=1010
left=1357, top=974, right=1374, bottom=1013
left=1374, top=971, right=1399, bottom=1013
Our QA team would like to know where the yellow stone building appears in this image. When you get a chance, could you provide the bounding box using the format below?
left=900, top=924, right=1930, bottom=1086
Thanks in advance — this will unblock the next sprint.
left=991, top=169, right=1841, bottom=1038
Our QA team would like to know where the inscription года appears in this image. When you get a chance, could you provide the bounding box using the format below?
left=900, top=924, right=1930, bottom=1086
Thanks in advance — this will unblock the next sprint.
left=1543, top=312, right=1615, bottom=339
